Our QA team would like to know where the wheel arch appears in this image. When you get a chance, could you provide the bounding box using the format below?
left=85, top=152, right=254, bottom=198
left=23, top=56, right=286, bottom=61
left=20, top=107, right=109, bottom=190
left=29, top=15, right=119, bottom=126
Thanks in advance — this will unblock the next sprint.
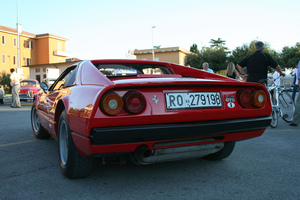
left=55, top=100, right=66, bottom=136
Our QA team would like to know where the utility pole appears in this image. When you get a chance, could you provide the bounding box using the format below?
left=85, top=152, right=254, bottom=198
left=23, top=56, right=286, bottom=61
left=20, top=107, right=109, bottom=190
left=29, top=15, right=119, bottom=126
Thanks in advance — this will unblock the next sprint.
left=152, top=26, right=156, bottom=61
left=17, top=0, right=20, bottom=69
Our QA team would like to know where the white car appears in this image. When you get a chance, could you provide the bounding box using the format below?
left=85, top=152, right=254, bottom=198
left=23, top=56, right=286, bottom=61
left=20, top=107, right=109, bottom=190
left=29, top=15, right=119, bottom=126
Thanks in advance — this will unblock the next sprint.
left=0, top=86, right=4, bottom=104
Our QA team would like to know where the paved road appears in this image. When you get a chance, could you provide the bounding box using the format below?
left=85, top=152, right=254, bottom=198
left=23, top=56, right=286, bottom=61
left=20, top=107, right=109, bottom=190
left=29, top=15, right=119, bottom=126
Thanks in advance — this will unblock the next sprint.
left=0, top=103, right=299, bottom=200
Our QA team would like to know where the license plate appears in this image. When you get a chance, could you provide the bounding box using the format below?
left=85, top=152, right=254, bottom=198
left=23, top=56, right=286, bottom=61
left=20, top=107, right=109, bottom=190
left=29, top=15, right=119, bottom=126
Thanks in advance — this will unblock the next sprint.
left=165, top=92, right=222, bottom=110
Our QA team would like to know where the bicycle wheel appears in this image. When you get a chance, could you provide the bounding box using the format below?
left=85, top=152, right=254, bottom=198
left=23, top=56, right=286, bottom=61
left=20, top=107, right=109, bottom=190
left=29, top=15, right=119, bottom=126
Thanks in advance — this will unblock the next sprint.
left=270, top=109, right=278, bottom=128
left=278, top=91, right=295, bottom=123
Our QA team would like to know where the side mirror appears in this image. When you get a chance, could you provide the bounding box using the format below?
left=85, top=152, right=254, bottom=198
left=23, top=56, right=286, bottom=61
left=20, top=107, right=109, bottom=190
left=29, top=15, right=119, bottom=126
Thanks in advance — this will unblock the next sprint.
left=40, top=82, right=49, bottom=92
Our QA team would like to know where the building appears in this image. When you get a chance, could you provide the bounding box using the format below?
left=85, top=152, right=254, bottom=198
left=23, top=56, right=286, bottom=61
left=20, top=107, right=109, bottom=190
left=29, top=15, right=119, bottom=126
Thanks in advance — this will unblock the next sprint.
left=133, top=47, right=191, bottom=65
left=0, top=24, right=68, bottom=80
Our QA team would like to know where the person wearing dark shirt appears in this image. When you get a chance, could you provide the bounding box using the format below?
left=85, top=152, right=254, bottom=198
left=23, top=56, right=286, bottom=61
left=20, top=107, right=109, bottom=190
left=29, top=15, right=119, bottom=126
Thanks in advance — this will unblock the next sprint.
left=237, top=41, right=284, bottom=82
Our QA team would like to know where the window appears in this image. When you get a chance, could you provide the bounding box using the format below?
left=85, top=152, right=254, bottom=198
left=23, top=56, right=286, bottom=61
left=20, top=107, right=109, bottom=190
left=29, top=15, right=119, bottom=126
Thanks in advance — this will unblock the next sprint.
left=50, top=65, right=77, bottom=90
left=13, top=56, right=16, bottom=65
left=26, top=58, right=31, bottom=66
left=2, top=54, right=5, bottom=64
left=13, top=38, right=17, bottom=47
left=57, top=42, right=62, bottom=51
left=43, top=68, right=46, bottom=72
left=1, top=36, right=5, bottom=45
left=25, top=40, right=32, bottom=49
left=64, top=67, right=78, bottom=87
left=36, top=75, right=41, bottom=83
left=35, top=68, right=40, bottom=73
left=96, top=63, right=172, bottom=77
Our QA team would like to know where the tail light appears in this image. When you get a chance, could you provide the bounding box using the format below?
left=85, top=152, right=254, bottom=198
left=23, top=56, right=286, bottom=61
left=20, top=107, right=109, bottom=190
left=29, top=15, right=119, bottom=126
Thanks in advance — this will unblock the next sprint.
left=123, top=91, right=146, bottom=114
left=100, top=92, right=123, bottom=116
left=252, top=90, right=267, bottom=108
left=237, top=90, right=252, bottom=108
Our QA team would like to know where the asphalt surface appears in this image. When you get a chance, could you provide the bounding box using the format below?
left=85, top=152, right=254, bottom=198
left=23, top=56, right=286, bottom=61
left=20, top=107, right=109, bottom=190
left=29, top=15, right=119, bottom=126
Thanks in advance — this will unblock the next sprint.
left=0, top=103, right=299, bottom=200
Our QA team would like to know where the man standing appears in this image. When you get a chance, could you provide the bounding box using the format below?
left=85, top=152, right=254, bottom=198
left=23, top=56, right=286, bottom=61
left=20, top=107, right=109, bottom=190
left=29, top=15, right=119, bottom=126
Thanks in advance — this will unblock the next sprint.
left=9, top=68, right=23, bottom=108
left=202, top=62, right=214, bottom=73
left=290, top=62, right=300, bottom=126
left=291, top=64, right=299, bottom=101
left=237, top=41, right=284, bottom=82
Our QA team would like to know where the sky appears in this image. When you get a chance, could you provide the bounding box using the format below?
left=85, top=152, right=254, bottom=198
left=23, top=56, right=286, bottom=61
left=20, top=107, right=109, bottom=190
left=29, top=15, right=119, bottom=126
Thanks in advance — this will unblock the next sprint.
left=1, top=0, right=300, bottom=60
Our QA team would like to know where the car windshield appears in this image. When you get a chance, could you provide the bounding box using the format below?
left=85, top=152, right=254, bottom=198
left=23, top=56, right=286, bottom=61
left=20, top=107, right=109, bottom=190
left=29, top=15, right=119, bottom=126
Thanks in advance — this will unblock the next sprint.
left=95, top=63, right=173, bottom=77
left=21, top=80, right=39, bottom=87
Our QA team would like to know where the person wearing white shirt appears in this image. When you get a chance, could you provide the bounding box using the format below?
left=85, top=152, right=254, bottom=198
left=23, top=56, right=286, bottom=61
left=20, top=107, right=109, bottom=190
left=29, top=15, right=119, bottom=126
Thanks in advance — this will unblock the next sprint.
left=202, top=62, right=214, bottom=73
left=9, top=68, right=24, bottom=108
left=273, top=71, right=281, bottom=87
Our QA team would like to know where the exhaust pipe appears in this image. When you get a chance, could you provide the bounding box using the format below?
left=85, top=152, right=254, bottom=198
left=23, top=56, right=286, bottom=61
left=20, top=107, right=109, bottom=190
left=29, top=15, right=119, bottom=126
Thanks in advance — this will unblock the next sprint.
left=131, top=143, right=224, bottom=165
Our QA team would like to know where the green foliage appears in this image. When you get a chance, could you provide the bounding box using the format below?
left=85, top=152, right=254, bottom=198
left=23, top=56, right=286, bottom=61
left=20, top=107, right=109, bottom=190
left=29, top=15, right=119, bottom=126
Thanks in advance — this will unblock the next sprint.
left=199, top=46, right=229, bottom=71
left=209, top=38, right=227, bottom=49
left=279, top=43, right=300, bottom=69
left=190, top=43, right=199, bottom=54
left=185, top=52, right=202, bottom=69
left=0, top=72, right=11, bottom=94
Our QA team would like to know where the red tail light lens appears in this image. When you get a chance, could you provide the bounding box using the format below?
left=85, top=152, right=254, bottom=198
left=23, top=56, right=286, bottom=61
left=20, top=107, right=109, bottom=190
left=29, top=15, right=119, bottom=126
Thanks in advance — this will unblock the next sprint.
left=100, top=92, right=123, bottom=116
left=237, top=90, right=252, bottom=108
left=123, top=91, right=146, bottom=114
left=252, top=90, right=267, bottom=108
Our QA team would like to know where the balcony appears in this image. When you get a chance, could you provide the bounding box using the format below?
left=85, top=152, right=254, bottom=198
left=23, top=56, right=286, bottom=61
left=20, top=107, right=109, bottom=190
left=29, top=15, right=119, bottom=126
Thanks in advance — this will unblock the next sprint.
left=53, top=50, right=69, bottom=57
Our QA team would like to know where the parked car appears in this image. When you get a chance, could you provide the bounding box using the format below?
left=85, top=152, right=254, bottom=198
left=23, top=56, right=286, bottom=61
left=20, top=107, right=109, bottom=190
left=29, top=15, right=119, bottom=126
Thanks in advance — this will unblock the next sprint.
left=0, top=85, right=4, bottom=104
left=31, top=59, right=272, bottom=179
left=19, top=79, right=40, bottom=102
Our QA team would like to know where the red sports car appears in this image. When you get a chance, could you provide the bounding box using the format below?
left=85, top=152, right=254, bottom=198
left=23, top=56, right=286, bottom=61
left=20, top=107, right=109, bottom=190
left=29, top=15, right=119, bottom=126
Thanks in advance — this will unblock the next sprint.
left=31, top=59, right=271, bottom=179
left=20, top=79, right=40, bottom=102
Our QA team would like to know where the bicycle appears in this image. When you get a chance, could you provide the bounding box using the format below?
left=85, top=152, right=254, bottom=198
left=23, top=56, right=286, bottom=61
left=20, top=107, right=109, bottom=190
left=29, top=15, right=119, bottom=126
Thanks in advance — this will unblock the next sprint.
left=266, top=76, right=295, bottom=128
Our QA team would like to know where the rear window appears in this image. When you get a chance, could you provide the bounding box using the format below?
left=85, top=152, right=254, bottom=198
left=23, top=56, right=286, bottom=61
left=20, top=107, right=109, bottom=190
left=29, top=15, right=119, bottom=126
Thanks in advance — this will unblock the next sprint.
left=94, top=63, right=173, bottom=77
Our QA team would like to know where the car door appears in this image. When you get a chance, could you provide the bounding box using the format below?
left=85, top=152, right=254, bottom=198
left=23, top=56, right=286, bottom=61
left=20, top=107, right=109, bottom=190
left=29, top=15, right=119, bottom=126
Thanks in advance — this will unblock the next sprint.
left=37, top=65, right=78, bottom=135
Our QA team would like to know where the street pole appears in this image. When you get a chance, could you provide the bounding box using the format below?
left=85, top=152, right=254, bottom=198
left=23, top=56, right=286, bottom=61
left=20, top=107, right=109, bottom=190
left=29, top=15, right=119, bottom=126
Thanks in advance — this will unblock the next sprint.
left=17, top=0, right=20, bottom=69
left=152, top=26, right=156, bottom=61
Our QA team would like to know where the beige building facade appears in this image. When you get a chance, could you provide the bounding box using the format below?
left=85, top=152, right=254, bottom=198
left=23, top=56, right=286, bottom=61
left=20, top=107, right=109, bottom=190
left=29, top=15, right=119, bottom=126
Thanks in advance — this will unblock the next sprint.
left=134, top=47, right=191, bottom=66
left=0, top=25, right=68, bottom=79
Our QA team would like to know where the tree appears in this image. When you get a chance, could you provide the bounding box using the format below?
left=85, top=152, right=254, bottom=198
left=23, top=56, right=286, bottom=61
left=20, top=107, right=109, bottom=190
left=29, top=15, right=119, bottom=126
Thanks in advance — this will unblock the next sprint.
left=279, top=43, right=300, bottom=70
left=199, top=46, right=228, bottom=72
left=0, top=72, right=11, bottom=94
left=185, top=53, right=202, bottom=69
left=190, top=43, right=199, bottom=54
left=185, top=39, right=230, bottom=72
left=209, top=38, right=226, bottom=48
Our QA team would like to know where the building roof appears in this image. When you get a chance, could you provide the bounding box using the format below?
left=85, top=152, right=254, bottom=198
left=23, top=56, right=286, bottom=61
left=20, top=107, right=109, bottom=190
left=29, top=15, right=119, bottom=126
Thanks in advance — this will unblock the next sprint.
left=0, top=25, right=67, bottom=40
left=134, top=47, right=191, bottom=55
left=0, top=25, right=35, bottom=38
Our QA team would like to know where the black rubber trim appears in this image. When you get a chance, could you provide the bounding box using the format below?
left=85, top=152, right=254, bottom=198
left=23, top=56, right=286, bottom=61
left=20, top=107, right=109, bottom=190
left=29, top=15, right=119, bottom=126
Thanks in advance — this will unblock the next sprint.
left=90, top=117, right=271, bottom=145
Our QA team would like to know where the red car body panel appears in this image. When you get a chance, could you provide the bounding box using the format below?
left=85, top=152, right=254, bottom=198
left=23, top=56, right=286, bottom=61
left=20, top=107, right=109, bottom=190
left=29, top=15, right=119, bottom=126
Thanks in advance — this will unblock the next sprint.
left=34, top=59, right=271, bottom=159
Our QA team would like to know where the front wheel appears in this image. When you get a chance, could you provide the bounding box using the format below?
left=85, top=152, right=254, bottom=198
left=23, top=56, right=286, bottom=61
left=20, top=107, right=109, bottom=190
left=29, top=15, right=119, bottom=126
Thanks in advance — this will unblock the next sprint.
left=58, top=110, right=94, bottom=179
left=270, top=109, right=278, bottom=128
left=203, top=142, right=235, bottom=160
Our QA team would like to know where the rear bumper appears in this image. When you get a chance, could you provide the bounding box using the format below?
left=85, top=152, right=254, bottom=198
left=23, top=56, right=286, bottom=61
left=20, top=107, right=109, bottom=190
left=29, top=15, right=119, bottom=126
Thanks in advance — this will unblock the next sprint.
left=90, top=117, right=271, bottom=145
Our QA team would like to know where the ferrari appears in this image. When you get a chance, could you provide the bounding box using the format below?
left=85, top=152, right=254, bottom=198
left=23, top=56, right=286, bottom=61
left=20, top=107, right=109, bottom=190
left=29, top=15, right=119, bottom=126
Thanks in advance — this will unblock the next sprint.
left=31, top=59, right=271, bottom=179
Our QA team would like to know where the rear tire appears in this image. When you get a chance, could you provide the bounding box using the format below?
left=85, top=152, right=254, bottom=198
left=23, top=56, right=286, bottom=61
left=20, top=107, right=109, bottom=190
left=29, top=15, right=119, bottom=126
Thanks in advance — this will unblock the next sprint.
left=203, top=142, right=235, bottom=160
left=270, top=109, right=278, bottom=128
left=279, top=91, right=295, bottom=123
left=31, top=103, right=51, bottom=139
left=58, top=110, right=93, bottom=179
